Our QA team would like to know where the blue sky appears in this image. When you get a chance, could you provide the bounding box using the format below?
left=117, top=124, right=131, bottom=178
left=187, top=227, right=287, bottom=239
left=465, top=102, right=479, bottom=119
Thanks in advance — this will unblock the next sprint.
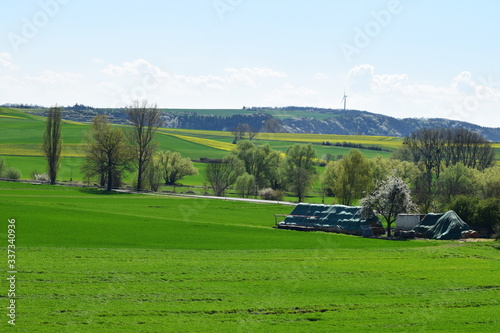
left=1, top=0, right=499, bottom=127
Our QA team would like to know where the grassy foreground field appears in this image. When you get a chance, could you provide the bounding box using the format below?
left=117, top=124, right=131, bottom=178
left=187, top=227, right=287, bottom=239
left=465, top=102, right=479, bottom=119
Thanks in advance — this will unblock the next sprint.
left=1, top=181, right=499, bottom=332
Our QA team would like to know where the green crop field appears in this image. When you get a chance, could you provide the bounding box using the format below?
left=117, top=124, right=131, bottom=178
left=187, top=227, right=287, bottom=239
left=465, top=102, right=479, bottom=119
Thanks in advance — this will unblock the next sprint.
left=1, top=107, right=499, bottom=186
left=1, top=181, right=499, bottom=332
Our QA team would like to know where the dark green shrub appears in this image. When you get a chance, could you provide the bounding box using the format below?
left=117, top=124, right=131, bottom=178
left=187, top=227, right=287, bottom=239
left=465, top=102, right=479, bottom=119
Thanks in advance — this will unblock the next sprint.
left=450, top=195, right=478, bottom=225
left=450, top=196, right=500, bottom=237
left=475, top=199, right=500, bottom=232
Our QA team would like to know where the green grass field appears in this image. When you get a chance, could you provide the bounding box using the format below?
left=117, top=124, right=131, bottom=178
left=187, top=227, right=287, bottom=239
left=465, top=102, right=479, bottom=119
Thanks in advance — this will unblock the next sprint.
left=1, top=181, right=499, bottom=332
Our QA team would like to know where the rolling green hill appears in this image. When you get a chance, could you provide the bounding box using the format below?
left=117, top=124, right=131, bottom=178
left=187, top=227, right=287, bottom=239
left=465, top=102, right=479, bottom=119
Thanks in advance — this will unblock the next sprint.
left=1, top=107, right=499, bottom=183
left=0, top=108, right=398, bottom=181
left=1, top=181, right=499, bottom=332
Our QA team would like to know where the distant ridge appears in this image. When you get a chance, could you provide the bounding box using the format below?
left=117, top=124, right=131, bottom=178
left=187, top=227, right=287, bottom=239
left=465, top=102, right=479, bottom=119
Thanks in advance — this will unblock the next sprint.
left=12, top=105, right=500, bottom=142
left=272, top=108, right=500, bottom=142
left=162, top=107, right=500, bottom=142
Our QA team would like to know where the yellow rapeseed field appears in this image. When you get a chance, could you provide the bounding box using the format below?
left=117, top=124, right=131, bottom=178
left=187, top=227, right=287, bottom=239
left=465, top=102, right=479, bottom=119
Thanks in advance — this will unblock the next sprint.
left=164, top=133, right=235, bottom=151
left=0, top=114, right=26, bottom=120
left=160, top=128, right=404, bottom=150
left=256, top=132, right=404, bottom=149
left=0, top=144, right=86, bottom=158
left=62, top=119, right=85, bottom=125
left=159, top=128, right=233, bottom=138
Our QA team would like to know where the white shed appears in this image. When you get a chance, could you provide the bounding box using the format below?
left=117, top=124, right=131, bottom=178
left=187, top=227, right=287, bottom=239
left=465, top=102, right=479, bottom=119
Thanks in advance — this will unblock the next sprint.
left=396, top=214, right=425, bottom=231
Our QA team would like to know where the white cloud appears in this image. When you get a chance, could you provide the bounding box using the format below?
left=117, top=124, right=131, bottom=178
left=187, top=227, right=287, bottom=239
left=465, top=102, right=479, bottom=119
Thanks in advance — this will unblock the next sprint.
left=346, top=64, right=375, bottom=93
left=0, top=70, right=85, bottom=107
left=224, top=67, right=287, bottom=87
left=228, top=67, right=284, bottom=78
left=101, top=59, right=162, bottom=77
left=171, top=73, right=226, bottom=90
left=93, top=60, right=290, bottom=107
left=266, top=82, right=320, bottom=106
left=344, top=65, right=500, bottom=126
left=100, top=61, right=286, bottom=94
left=452, top=71, right=476, bottom=95
left=314, top=72, right=329, bottom=80
left=373, top=73, right=408, bottom=92
left=0, top=53, right=19, bottom=71
left=2, top=58, right=500, bottom=127
left=26, top=70, right=83, bottom=86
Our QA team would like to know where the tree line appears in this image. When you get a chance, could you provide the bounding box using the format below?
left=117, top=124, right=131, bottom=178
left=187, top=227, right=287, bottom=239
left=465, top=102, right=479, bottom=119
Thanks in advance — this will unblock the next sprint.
left=163, top=113, right=275, bottom=132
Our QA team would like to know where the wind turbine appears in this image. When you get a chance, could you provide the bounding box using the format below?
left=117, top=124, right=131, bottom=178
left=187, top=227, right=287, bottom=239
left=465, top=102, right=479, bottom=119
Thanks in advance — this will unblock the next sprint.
left=341, top=90, right=347, bottom=111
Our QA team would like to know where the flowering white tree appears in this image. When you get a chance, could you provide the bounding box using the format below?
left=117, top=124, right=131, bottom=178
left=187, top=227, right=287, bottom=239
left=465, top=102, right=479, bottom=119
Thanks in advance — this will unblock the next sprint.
left=361, top=176, right=416, bottom=237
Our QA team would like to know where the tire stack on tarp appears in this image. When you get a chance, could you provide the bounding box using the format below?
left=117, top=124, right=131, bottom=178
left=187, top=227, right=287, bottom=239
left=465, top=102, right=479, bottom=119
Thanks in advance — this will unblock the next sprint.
left=277, top=203, right=384, bottom=236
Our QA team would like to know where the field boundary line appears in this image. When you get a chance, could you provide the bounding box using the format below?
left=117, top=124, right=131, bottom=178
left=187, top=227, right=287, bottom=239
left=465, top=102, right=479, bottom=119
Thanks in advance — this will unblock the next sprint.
left=112, top=189, right=297, bottom=206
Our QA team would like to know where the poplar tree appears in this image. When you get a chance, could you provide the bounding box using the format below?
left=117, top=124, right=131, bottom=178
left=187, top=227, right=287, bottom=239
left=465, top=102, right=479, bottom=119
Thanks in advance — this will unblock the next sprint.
left=42, top=106, right=62, bottom=185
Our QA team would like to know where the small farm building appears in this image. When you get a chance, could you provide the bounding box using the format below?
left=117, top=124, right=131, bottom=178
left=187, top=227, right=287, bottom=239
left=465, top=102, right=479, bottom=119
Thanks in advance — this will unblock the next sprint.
left=396, top=214, right=426, bottom=231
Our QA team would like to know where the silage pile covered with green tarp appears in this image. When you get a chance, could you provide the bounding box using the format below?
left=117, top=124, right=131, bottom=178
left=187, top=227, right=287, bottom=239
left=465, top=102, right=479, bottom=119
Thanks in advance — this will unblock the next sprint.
left=278, top=203, right=383, bottom=236
left=412, top=210, right=470, bottom=240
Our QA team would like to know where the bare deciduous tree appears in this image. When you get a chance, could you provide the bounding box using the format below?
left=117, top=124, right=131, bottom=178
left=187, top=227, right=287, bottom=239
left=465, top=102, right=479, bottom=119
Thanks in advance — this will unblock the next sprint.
left=205, top=155, right=245, bottom=196
left=42, top=106, right=62, bottom=184
left=262, top=118, right=282, bottom=133
left=404, top=127, right=494, bottom=212
left=404, top=127, right=494, bottom=176
left=126, top=100, right=163, bottom=191
left=247, top=126, right=258, bottom=141
left=231, top=123, right=249, bottom=144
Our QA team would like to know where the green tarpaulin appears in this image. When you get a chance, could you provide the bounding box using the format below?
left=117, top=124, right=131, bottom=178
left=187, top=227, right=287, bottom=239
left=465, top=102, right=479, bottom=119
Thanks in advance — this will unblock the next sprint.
left=279, top=203, right=383, bottom=235
left=412, top=210, right=470, bottom=240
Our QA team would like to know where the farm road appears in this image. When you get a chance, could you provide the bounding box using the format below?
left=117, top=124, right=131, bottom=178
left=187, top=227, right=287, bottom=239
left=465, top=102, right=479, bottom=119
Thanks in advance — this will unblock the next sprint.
left=113, top=189, right=297, bottom=206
